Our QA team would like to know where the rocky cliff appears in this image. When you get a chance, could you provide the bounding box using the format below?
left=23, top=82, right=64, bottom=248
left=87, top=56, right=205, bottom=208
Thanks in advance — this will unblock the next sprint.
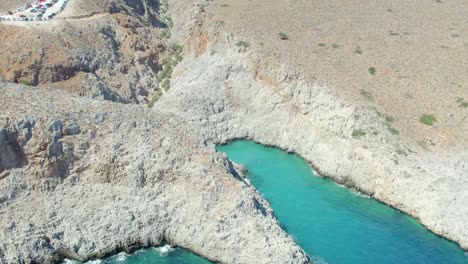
left=156, top=7, right=468, bottom=250
left=0, top=82, right=308, bottom=263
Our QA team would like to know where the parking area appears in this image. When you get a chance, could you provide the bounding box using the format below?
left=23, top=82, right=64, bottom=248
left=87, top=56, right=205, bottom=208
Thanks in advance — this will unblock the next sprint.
left=0, top=0, right=69, bottom=21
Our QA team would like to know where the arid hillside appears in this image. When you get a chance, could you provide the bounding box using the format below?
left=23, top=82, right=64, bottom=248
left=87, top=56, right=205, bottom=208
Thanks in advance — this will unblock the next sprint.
left=211, top=0, right=468, bottom=152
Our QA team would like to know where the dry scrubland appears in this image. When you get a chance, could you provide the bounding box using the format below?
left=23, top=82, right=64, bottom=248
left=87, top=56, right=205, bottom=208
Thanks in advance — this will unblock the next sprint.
left=213, top=0, right=468, bottom=151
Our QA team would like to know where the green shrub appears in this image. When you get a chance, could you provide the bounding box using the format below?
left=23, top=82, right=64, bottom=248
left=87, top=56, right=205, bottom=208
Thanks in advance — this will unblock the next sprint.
left=417, top=140, right=430, bottom=151
left=385, top=116, right=395, bottom=123
left=175, top=55, right=183, bottom=63
left=158, top=64, right=173, bottom=80
left=236, top=40, right=250, bottom=49
left=456, top=97, right=468, bottom=108
left=354, top=46, right=363, bottom=54
left=419, top=114, right=436, bottom=126
left=160, top=29, right=171, bottom=39
left=20, top=80, right=30, bottom=86
left=352, top=129, right=366, bottom=138
left=165, top=17, right=174, bottom=28
left=161, top=79, right=170, bottom=91
left=360, top=89, right=373, bottom=101
left=368, top=67, right=376, bottom=75
left=148, top=94, right=160, bottom=108
left=388, top=126, right=400, bottom=135
left=171, top=44, right=183, bottom=54
left=278, top=32, right=288, bottom=40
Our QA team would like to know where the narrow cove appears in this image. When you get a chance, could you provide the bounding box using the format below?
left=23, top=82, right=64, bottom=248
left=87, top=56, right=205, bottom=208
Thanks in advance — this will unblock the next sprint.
left=72, top=140, right=467, bottom=263
left=217, top=140, right=467, bottom=264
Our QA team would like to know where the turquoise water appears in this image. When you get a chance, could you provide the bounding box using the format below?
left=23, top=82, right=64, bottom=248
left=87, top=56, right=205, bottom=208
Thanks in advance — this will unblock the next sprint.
left=100, top=248, right=208, bottom=264
left=65, top=246, right=210, bottom=264
left=217, top=140, right=468, bottom=264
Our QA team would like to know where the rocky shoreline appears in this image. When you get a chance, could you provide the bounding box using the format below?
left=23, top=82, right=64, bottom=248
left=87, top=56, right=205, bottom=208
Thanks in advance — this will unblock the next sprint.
left=0, top=0, right=467, bottom=263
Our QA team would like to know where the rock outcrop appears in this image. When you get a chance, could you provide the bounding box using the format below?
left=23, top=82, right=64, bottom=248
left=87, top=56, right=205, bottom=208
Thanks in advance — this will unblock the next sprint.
left=0, top=83, right=309, bottom=263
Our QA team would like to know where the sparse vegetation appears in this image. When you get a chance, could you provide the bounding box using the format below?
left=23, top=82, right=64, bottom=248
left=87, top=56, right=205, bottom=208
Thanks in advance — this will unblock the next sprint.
left=374, top=109, right=383, bottom=118
left=332, top=43, right=340, bottom=49
left=278, top=32, right=288, bottom=40
left=396, top=148, right=408, bottom=156
left=159, top=0, right=173, bottom=38
left=417, top=140, right=431, bottom=151
left=171, top=44, right=184, bottom=54
left=456, top=97, right=468, bottom=108
left=161, top=79, right=170, bottom=91
left=20, top=80, right=30, bottom=86
left=384, top=115, right=399, bottom=136
left=360, top=89, right=373, bottom=101
left=385, top=116, right=395, bottom=123
left=387, top=126, right=400, bottom=135
left=352, top=129, right=366, bottom=138
left=148, top=91, right=162, bottom=108
left=160, top=29, right=171, bottom=39
left=318, top=43, right=327, bottom=47
left=368, top=67, right=376, bottom=75
left=236, top=40, right=250, bottom=52
left=158, top=64, right=173, bottom=80
left=164, top=17, right=174, bottom=28
left=419, top=114, right=437, bottom=126
left=354, top=46, right=363, bottom=54
left=148, top=42, right=184, bottom=108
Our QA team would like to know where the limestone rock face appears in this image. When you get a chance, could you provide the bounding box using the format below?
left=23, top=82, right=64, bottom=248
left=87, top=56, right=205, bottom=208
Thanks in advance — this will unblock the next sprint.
left=156, top=38, right=468, bottom=250
left=0, top=83, right=309, bottom=264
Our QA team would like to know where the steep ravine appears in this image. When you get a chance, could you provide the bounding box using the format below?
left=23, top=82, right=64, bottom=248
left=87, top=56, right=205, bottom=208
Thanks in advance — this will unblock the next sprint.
left=156, top=37, right=468, bottom=250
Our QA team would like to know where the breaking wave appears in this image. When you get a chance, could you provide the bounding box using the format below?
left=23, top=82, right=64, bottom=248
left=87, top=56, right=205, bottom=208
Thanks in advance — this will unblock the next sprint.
left=310, top=255, right=329, bottom=264
left=115, top=252, right=128, bottom=262
left=154, top=244, right=175, bottom=257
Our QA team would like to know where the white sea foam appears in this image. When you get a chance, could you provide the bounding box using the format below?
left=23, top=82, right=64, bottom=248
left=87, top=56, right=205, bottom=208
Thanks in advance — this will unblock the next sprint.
left=355, top=191, right=371, bottom=198
left=310, top=255, right=329, bottom=264
left=155, top=244, right=175, bottom=257
left=116, top=252, right=128, bottom=262
left=85, top=260, right=103, bottom=264
left=62, top=260, right=81, bottom=264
